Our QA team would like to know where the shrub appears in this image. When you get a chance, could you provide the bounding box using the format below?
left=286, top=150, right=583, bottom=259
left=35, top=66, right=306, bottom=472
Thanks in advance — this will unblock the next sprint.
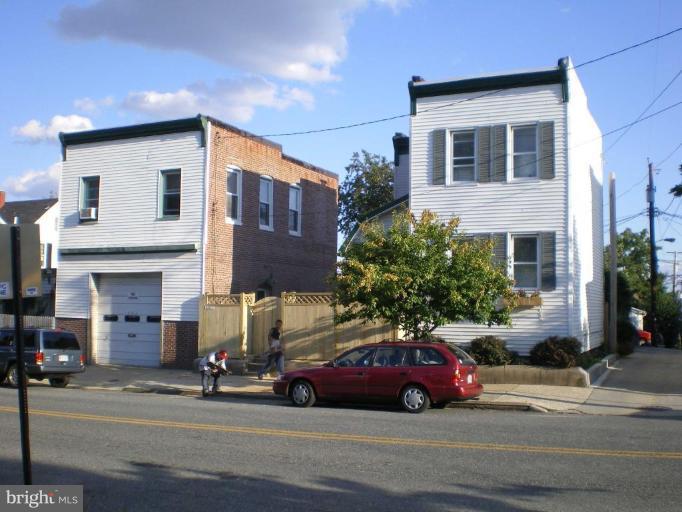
left=529, top=336, right=582, bottom=368
left=468, top=336, right=512, bottom=366
left=616, top=319, right=637, bottom=356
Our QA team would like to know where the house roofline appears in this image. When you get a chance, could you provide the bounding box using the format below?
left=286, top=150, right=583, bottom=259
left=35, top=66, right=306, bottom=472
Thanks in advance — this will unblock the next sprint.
left=58, top=114, right=338, bottom=179
left=341, top=194, right=409, bottom=253
left=408, top=57, right=570, bottom=115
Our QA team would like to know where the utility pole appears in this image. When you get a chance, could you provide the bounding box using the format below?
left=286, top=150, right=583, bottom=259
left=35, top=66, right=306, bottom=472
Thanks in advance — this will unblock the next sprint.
left=647, top=160, right=658, bottom=346
left=608, top=173, right=618, bottom=354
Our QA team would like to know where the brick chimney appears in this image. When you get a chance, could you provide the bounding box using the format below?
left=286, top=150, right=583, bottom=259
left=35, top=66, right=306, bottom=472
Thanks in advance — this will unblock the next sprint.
left=0, top=190, right=5, bottom=209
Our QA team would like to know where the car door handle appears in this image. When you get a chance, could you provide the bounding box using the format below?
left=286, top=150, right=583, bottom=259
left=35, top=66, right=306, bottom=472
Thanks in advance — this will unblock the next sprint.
left=399, top=372, right=408, bottom=376
left=356, top=372, right=365, bottom=376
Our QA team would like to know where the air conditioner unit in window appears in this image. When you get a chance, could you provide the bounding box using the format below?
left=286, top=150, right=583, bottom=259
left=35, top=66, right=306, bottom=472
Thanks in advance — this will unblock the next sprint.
left=79, top=208, right=98, bottom=221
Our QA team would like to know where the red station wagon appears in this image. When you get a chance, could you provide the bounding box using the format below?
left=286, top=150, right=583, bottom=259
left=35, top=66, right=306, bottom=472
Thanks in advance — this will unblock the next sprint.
left=273, top=341, right=483, bottom=413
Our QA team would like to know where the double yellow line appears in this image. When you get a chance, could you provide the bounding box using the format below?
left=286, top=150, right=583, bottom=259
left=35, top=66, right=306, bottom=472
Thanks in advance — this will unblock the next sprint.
left=1, top=405, right=680, bottom=460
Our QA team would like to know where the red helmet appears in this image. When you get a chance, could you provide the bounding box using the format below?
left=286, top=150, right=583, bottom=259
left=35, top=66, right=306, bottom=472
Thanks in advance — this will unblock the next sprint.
left=217, top=350, right=228, bottom=361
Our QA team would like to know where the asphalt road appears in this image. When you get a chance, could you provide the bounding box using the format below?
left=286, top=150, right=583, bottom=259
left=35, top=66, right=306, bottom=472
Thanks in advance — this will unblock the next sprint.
left=0, top=386, right=680, bottom=512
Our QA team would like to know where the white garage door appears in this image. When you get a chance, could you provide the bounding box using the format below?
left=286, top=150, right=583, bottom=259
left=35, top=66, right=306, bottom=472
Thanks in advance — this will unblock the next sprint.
left=96, top=273, right=162, bottom=367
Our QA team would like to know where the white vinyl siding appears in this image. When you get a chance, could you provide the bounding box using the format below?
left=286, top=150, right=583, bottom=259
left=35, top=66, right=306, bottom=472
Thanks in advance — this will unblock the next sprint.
left=226, top=167, right=242, bottom=224
left=289, top=184, right=301, bottom=235
left=57, top=131, right=205, bottom=322
left=512, top=125, right=538, bottom=178
left=259, top=176, right=273, bottom=231
left=410, top=84, right=569, bottom=354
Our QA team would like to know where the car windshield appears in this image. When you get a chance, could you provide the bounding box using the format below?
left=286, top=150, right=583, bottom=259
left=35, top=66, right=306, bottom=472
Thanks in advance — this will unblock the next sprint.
left=446, top=344, right=477, bottom=365
left=43, top=332, right=80, bottom=350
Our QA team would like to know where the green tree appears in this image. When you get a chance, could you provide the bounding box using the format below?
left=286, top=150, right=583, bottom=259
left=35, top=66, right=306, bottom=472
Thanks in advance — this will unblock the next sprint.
left=332, top=210, right=515, bottom=339
left=338, top=150, right=394, bottom=237
left=656, top=291, right=682, bottom=348
left=604, top=228, right=661, bottom=308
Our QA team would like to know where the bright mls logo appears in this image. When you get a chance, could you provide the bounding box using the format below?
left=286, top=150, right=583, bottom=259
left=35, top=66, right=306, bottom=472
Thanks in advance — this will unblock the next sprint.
left=1, top=486, right=83, bottom=511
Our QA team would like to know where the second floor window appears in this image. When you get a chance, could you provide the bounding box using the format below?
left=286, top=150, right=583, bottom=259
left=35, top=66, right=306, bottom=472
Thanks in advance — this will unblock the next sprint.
left=226, top=167, right=242, bottom=223
left=451, top=130, right=475, bottom=182
left=512, top=125, right=538, bottom=178
left=259, top=176, right=273, bottom=230
left=512, top=235, right=539, bottom=289
left=160, top=169, right=181, bottom=218
left=289, top=184, right=301, bottom=235
left=80, top=176, right=100, bottom=219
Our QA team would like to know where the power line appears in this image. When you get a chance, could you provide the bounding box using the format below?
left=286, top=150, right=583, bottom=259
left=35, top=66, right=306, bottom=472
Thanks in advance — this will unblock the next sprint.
left=656, top=141, right=682, bottom=167
left=604, top=68, right=682, bottom=153
left=255, top=27, right=682, bottom=139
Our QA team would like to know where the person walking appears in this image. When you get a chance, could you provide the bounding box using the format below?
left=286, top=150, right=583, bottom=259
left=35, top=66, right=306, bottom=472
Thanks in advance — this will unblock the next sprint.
left=258, top=319, right=284, bottom=379
left=199, top=349, right=228, bottom=397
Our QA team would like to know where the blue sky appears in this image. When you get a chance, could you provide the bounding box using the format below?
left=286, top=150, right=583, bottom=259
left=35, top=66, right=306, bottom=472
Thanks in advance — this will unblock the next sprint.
left=1, top=0, right=681, bottom=271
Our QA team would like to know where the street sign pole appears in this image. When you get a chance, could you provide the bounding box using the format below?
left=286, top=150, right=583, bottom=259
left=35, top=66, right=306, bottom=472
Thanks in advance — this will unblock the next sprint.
left=10, top=226, right=32, bottom=485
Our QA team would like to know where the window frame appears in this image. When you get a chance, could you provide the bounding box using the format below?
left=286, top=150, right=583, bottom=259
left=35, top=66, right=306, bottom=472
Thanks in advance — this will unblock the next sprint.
left=226, top=166, right=242, bottom=225
left=511, top=234, right=540, bottom=290
left=447, top=128, right=477, bottom=184
left=288, top=183, right=302, bottom=236
left=79, top=175, right=100, bottom=221
left=158, top=168, right=182, bottom=220
left=511, top=124, right=539, bottom=180
left=258, top=175, right=274, bottom=231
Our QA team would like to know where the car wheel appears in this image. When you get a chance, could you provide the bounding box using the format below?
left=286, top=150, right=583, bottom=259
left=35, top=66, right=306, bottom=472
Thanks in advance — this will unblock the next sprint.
left=401, top=384, right=430, bottom=413
left=290, top=380, right=316, bottom=408
left=49, top=377, right=70, bottom=388
left=6, top=364, right=27, bottom=389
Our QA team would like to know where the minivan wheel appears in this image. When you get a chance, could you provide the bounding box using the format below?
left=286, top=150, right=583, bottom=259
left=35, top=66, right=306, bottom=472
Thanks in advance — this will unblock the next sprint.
left=401, top=385, right=430, bottom=413
left=6, top=364, right=27, bottom=389
left=49, top=377, right=70, bottom=388
left=290, top=380, right=316, bottom=408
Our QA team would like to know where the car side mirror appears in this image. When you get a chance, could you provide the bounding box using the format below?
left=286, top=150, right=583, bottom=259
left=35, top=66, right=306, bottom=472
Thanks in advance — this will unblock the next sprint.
left=326, top=360, right=338, bottom=368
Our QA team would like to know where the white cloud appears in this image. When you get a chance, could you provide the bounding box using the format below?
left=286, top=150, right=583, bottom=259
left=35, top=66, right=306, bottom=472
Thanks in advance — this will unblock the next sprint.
left=55, top=0, right=408, bottom=83
left=122, top=77, right=315, bottom=123
left=73, top=96, right=114, bottom=113
left=2, top=162, right=61, bottom=200
left=12, top=115, right=94, bottom=143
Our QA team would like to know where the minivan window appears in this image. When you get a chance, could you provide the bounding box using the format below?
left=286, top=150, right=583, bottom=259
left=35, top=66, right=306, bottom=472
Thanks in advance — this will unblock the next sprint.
left=0, top=331, right=36, bottom=348
left=447, top=344, right=477, bottom=365
left=410, top=347, right=446, bottom=366
left=43, top=332, right=80, bottom=350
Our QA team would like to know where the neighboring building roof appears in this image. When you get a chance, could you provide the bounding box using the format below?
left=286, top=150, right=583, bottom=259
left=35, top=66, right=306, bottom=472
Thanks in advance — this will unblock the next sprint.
left=408, top=57, right=570, bottom=114
left=59, top=114, right=338, bottom=180
left=341, top=194, right=409, bottom=252
left=0, top=198, right=58, bottom=224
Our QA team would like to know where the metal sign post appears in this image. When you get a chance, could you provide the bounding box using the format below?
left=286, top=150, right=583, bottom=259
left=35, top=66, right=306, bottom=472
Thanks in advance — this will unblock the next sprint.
left=1, top=223, right=41, bottom=485
left=10, top=226, right=32, bottom=484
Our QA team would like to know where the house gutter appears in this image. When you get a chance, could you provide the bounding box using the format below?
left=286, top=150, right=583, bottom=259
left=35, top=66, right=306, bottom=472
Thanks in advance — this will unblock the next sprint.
left=200, top=119, right=212, bottom=295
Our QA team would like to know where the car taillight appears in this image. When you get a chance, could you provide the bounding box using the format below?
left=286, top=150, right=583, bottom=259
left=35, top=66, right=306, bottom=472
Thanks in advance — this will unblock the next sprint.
left=79, top=355, right=86, bottom=365
left=452, top=368, right=461, bottom=384
left=35, top=352, right=44, bottom=365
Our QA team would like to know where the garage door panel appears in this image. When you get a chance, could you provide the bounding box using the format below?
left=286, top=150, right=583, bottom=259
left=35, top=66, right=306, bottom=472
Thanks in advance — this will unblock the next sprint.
left=96, top=273, right=161, bottom=367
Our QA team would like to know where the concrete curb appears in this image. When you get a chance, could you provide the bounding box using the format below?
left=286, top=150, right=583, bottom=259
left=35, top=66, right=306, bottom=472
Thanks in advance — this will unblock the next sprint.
left=447, top=400, right=550, bottom=413
left=587, top=354, right=618, bottom=387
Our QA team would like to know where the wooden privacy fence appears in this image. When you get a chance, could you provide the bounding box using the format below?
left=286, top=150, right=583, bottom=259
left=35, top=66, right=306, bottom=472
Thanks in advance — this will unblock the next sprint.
left=198, top=292, right=397, bottom=360
left=0, top=314, right=55, bottom=329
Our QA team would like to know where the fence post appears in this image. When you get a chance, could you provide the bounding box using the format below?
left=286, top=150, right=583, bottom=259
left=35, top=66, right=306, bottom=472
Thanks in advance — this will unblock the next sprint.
left=239, top=293, right=248, bottom=358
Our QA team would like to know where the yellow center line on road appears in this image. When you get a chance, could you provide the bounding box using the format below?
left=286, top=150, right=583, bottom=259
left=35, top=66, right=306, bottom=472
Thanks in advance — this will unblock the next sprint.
left=0, top=405, right=680, bottom=460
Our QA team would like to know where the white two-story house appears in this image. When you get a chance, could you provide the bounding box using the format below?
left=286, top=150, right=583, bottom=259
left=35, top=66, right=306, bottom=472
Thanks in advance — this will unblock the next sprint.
left=373, top=58, right=603, bottom=354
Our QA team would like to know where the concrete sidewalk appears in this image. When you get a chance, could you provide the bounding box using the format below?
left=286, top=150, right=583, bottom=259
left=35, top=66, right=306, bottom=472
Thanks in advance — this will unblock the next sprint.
left=25, top=347, right=682, bottom=415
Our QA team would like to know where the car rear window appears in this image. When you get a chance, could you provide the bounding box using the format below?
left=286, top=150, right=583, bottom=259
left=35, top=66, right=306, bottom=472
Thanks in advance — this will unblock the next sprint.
left=43, top=332, right=80, bottom=350
left=410, top=347, right=446, bottom=366
left=446, top=344, right=477, bottom=365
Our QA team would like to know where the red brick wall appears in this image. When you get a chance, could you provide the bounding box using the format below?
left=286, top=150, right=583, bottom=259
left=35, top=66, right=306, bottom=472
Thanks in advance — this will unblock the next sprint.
left=56, top=317, right=88, bottom=361
left=204, top=121, right=338, bottom=296
left=162, top=320, right=198, bottom=368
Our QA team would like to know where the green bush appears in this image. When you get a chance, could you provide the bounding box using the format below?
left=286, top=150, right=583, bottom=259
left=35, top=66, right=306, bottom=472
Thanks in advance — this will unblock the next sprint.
left=616, top=319, right=637, bottom=356
left=529, top=336, right=582, bottom=368
left=468, top=336, right=512, bottom=366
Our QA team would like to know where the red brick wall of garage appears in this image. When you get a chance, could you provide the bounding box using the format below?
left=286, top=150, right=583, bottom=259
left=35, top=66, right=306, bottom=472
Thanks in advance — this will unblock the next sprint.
left=162, top=320, right=198, bottom=369
left=56, top=317, right=88, bottom=361
left=204, top=121, right=338, bottom=296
